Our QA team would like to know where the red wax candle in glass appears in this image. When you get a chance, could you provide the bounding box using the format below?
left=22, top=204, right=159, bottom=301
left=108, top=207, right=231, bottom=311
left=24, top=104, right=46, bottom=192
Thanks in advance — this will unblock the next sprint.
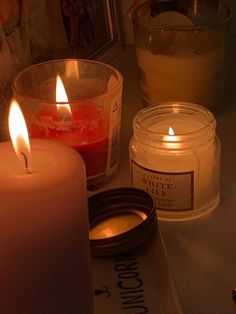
left=30, top=104, right=109, bottom=177
left=12, top=59, right=123, bottom=189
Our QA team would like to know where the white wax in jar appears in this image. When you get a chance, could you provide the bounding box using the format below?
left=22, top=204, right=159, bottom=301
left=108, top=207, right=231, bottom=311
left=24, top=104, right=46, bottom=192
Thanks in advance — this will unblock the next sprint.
left=131, top=116, right=220, bottom=219
left=0, top=139, right=93, bottom=314
left=150, top=11, right=193, bottom=27
left=136, top=47, right=225, bottom=107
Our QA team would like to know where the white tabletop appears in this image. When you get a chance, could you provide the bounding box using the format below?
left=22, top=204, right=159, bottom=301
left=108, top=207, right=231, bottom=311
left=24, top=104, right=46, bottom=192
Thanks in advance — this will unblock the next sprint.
left=99, top=45, right=236, bottom=314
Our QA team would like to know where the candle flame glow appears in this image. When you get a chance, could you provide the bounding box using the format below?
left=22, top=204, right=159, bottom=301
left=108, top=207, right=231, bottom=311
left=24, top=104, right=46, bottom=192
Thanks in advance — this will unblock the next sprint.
left=164, top=126, right=180, bottom=149
left=168, top=127, right=175, bottom=136
left=166, top=127, right=177, bottom=142
left=56, top=75, right=72, bottom=117
left=8, top=99, right=31, bottom=173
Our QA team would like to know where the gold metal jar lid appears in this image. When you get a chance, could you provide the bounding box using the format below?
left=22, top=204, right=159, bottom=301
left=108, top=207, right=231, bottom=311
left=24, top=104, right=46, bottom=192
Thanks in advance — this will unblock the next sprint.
left=88, top=187, right=157, bottom=256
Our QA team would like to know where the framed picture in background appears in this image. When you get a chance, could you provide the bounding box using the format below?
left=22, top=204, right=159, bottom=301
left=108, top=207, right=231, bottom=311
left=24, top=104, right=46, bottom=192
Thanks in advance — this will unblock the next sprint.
left=0, top=0, right=122, bottom=112
left=47, top=0, right=122, bottom=61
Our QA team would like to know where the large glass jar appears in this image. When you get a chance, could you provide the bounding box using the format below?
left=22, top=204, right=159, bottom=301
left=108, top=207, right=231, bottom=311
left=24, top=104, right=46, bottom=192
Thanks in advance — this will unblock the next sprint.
left=132, top=0, right=232, bottom=110
left=129, top=102, right=220, bottom=221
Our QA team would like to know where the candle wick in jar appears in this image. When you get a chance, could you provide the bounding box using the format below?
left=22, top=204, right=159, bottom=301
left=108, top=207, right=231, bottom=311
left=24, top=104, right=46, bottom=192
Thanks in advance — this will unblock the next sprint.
left=21, top=152, right=32, bottom=174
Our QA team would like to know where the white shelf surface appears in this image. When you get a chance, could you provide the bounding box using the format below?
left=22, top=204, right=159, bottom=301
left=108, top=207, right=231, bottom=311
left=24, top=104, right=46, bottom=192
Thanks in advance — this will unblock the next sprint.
left=91, top=44, right=236, bottom=314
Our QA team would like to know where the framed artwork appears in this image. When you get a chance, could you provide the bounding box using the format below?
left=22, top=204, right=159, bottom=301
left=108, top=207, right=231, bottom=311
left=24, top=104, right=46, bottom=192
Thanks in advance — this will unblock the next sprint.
left=47, top=0, right=122, bottom=61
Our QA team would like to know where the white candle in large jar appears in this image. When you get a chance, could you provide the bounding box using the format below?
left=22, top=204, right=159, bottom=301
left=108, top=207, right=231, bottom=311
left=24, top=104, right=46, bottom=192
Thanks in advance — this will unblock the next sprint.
left=132, top=6, right=231, bottom=109
left=129, top=102, right=220, bottom=221
left=0, top=100, right=93, bottom=313
left=136, top=46, right=225, bottom=108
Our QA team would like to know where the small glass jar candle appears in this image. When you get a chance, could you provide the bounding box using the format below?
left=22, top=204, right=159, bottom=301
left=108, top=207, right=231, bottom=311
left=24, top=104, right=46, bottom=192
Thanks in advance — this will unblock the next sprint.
left=129, top=102, right=220, bottom=221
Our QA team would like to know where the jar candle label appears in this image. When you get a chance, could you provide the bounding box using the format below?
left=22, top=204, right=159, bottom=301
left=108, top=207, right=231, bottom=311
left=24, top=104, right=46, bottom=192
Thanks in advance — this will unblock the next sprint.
left=131, top=161, right=194, bottom=211
left=106, top=92, right=122, bottom=176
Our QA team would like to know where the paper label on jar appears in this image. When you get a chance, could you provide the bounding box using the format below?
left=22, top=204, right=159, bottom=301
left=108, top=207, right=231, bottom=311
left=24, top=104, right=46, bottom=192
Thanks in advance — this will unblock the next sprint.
left=106, top=81, right=122, bottom=176
left=131, top=160, right=194, bottom=211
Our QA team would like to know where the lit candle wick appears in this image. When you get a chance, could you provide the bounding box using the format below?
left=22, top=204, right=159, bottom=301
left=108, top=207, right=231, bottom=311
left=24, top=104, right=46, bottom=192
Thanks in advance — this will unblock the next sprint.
left=21, top=152, right=31, bottom=174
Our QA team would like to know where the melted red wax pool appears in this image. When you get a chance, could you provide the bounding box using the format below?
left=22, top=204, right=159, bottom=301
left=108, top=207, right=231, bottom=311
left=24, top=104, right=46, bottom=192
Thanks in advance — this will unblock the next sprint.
left=30, top=105, right=109, bottom=177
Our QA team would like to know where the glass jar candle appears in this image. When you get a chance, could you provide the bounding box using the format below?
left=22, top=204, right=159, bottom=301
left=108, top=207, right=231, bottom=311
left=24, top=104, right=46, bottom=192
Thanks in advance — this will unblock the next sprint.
left=129, top=102, right=220, bottom=221
left=12, top=59, right=123, bottom=191
left=132, top=0, right=232, bottom=110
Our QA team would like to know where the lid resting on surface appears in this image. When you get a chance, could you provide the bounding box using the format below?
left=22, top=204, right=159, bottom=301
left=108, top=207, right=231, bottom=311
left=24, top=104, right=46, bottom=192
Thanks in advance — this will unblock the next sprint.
left=88, top=187, right=157, bottom=256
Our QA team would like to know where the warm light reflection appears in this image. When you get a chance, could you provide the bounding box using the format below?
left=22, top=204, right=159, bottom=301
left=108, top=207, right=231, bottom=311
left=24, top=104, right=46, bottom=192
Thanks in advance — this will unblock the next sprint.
left=193, top=0, right=198, bottom=14
left=172, top=105, right=180, bottom=114
left=56, top=75, right=72, bottom=117
left=65, top=60, right=79, bottom=79
left=8, top=99, right=31, bottom=173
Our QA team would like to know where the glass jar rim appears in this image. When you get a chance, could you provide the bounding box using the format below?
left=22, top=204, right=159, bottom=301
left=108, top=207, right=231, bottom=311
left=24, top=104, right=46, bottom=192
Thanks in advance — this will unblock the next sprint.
left=132, top=0, right=232, bottom=32
left=133, top=102, right=216, bottom=148
left=12, top=58, right=123, bottom=105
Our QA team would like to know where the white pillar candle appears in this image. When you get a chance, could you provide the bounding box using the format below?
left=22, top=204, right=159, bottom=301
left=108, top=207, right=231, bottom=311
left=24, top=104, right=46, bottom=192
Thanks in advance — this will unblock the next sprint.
left=130, top=103, right=221, bottom=221
left=0, top=102, right=93, bottom=313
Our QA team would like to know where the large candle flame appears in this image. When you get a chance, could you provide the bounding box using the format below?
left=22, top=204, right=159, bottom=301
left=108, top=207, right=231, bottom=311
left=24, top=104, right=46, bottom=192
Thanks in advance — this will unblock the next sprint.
left=56, top=75, right=72, bottom=118
left=8, top=99, right=31, bottom=173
